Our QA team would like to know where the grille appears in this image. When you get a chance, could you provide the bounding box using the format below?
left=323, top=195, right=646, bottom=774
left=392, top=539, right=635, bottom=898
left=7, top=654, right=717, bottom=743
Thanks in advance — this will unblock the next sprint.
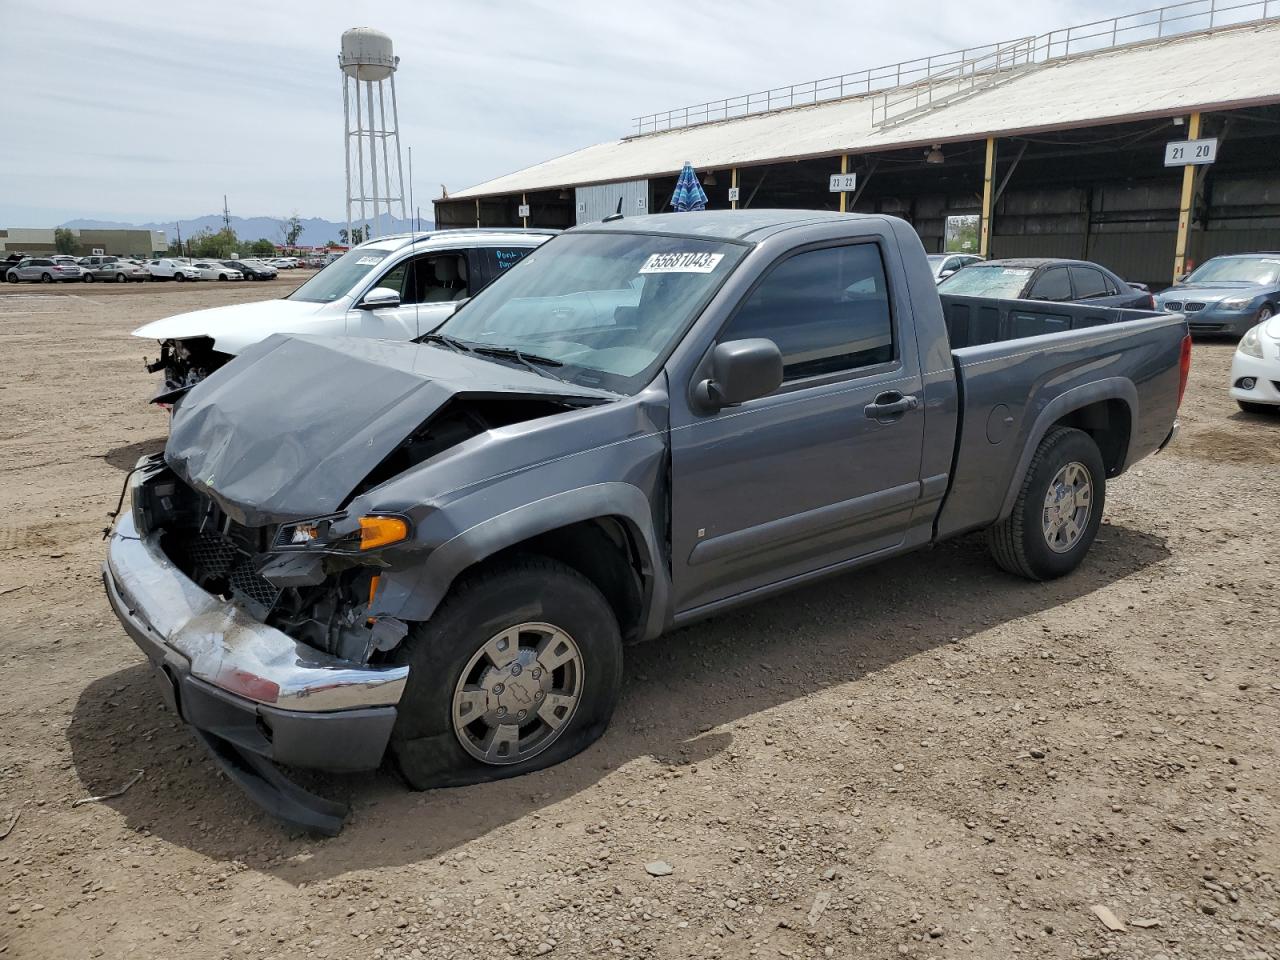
left=186, top=532, right=238, bottom=577
left=1183, top=302, right=1206, bottom=312
left=228, top=561, right=282, bottom=611
left=1164, top=301, right=1183, bottom=311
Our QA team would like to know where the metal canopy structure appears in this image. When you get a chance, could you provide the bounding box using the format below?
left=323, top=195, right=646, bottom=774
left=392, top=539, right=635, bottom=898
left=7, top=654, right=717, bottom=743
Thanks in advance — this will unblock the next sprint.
left=444, top=5, right=1280, bottom=202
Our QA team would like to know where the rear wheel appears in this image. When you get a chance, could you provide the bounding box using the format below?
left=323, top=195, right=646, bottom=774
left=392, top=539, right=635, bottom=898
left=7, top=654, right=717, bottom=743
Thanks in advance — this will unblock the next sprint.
left=41, top=272, right=52, bottom=283
left=1238, top=400, right=1276, bottom=415
left=116, top=273, right=127, bottom=283
left=390, top=557, right=623, bottom=790
left=988, top=427, right=1106, bottom=581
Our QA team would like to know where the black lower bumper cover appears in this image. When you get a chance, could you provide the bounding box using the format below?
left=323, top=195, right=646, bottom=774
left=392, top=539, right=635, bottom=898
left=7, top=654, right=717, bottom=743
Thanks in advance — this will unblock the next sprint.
left=106, top=568, right=396, bottom=834
left=192, top=728, right=349, bottom=836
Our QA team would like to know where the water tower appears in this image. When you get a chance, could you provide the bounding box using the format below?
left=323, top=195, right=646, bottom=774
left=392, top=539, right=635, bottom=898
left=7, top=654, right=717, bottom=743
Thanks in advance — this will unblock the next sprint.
left=339, top=27, right=406, bottom=242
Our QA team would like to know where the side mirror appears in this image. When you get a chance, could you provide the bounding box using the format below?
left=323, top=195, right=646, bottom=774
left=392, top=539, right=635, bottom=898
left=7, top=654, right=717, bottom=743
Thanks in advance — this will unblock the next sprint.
left=358, top=286, right=401, bottom=310
left=938, top=269, right=956, bottom=281
left=694, top=338, right=783, bottom=410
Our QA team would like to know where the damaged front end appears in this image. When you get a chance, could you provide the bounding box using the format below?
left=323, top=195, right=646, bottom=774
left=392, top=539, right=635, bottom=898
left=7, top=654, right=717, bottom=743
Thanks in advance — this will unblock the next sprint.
left=108, top=333, right=625, bottom=832
left=147, top=476, right=411, bottom=663
left=144, top=336, right=233, bottom=406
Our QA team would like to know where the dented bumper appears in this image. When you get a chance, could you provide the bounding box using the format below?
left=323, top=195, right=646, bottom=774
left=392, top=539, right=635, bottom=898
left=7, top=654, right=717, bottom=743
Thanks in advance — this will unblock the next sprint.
left=103, top=509, right=408, bottom=766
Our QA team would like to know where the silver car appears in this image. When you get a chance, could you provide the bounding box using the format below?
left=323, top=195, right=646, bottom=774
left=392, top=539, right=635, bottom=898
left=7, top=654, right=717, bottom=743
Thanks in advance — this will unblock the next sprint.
left=4, top=257, right=85, bottom=282
left=78, top=255, right=149, bottom=283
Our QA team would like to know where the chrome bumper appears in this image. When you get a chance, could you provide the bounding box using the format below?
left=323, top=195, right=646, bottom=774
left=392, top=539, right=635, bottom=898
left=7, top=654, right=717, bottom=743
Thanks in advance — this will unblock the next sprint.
left=103, top=510, right=408, bottom=712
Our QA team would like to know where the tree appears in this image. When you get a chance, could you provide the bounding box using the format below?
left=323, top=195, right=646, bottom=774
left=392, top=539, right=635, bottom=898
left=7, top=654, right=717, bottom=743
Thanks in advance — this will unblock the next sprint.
left=249, top=238, right=276, bottom=257
left=54, top=227, right=76, bottom=254
left=279, top=213, right=304, bottom=250
left=189, top=227, right=239, bottom=259
left=338, top=225, right=368, bottom=246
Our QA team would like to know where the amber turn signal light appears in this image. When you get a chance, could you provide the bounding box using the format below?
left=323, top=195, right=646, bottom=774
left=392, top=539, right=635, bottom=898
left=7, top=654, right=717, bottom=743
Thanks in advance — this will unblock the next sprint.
left=358, top=516, right=409, bottom=550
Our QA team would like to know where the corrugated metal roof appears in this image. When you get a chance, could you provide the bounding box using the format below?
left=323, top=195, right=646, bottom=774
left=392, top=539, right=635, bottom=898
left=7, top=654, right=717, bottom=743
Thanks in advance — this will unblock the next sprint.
left=449, top=21, right=1280, bottom=200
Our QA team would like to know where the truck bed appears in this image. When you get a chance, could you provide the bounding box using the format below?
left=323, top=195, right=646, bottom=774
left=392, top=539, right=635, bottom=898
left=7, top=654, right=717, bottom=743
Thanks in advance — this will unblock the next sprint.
left=933, top=294, right=1188, bottom=540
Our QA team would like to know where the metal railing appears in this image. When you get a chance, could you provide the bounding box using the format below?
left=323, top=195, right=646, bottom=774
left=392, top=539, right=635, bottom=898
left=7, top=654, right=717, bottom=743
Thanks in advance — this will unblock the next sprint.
left=870, top=37, right=1035, bottom=129
left=628, top=0, right=1280, bottom=137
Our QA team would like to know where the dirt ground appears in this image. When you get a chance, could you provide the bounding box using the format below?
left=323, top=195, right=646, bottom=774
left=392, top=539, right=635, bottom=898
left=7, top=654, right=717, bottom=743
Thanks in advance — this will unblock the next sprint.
left=0, top=279, right=1276, bottom=960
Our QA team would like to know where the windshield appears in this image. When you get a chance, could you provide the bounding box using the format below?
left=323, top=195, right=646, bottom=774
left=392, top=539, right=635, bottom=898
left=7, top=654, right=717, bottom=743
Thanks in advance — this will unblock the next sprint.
left=938, top=265, right=1033, bottom=299
left=1184, top=257, right=1280, bottom=285
left=287, top=245, right=396, bottom=303
left=433, top=232, right=747, bottom=393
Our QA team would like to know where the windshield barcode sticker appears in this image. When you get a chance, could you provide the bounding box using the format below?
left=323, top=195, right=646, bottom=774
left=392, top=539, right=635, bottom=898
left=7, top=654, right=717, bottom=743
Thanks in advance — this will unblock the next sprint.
left=639, top=252, right=724, bottom=274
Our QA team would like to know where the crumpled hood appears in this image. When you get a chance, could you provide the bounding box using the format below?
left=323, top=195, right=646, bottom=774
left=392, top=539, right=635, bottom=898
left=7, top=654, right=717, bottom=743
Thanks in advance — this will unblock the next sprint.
left=165, top=334, right=613, bottom=527
left=132, top=298, right=329, bottom=355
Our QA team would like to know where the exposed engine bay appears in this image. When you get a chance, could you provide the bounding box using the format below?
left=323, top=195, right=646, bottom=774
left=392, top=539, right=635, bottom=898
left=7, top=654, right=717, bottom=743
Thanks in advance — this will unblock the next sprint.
left=144, top=337, right=233, bottom=404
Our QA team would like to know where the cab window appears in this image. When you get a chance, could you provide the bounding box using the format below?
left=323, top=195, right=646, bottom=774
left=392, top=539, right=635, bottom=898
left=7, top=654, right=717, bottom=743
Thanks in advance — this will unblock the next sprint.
left=719, top=243, right=895, bottom=382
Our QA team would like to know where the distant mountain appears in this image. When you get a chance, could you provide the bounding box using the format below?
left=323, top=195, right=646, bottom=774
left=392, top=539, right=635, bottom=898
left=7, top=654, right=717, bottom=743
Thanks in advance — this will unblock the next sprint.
left=60, top=213, right=433, bottom=248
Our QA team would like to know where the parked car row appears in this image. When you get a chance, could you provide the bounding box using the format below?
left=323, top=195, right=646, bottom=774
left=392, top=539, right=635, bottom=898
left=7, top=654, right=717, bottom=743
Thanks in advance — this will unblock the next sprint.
left=2, top=254, right=288, bottom=284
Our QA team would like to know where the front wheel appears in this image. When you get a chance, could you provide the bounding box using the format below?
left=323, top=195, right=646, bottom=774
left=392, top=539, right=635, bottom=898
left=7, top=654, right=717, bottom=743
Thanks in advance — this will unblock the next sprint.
left=390, top=557, right=623, bottom=790
left=83, top=273, right=95, bottom=282
left=116, top=273, right=127, bottom=283
left=6, top=273, right=18, bottom=284
left=174, top=273, right=186, bottom=282
left=988, top=426, right=1106, bottom=581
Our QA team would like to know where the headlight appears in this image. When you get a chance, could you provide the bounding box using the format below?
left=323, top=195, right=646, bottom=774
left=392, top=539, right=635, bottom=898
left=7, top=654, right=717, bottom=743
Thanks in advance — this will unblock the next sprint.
left=1220, top=298, right=1252, bottom=311
left=277, top=514, right=410, bottom=552
left=1238, top=325, right=1265, bottom=359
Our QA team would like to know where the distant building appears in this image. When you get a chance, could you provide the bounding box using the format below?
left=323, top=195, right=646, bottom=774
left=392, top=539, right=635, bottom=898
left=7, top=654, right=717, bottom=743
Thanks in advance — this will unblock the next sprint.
left=0, top=227, right=167, bottom=257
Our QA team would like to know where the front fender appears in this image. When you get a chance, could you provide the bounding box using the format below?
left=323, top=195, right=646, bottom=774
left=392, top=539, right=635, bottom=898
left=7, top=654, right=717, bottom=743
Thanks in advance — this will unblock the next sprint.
left=373, top=482, right=670, bottom=641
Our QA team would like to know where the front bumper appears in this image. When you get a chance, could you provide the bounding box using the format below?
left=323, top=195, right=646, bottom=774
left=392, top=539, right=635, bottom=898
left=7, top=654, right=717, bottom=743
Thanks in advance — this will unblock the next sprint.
left=1165, top=306, right=1255, bottom=336
left=103, top=509, right=408, bottom=767
left=1229, top=350, right=1280, bottom=406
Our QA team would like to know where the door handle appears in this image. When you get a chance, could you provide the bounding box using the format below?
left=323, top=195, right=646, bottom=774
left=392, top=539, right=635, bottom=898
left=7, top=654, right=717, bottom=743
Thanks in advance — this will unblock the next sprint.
left=864, top=391, right=919, bottom=421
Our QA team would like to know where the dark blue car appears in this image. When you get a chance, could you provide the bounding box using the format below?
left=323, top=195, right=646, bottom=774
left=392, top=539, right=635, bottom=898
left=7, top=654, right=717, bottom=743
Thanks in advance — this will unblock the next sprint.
left=1156, top=253, right=1280, bottom=336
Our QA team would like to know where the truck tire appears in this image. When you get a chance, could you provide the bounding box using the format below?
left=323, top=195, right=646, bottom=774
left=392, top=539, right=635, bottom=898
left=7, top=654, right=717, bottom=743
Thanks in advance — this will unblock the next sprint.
left=987, top=426, right=1106, bottom=581
left=389, top=557, right=623, bottom=790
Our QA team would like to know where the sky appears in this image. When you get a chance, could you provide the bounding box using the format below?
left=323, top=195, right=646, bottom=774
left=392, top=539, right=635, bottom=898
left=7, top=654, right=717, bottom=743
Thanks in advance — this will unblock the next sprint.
left=0, top=0, right=1119, bottom=227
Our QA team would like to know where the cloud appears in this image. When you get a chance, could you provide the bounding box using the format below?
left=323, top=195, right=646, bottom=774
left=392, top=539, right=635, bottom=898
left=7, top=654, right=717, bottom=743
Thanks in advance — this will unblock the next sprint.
left=0, top=0, right=1120, bottom=225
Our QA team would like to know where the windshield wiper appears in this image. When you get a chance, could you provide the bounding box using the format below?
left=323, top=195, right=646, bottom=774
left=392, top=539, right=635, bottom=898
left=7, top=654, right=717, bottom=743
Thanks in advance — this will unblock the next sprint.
left=417, top=333, right=474, bottom=353
left=470, top=345, right=567, bottom=381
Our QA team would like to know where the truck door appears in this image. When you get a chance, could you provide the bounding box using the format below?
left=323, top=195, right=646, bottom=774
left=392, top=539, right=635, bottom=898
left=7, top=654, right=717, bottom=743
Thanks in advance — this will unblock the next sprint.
left=670, top=239, right=927, bottom=612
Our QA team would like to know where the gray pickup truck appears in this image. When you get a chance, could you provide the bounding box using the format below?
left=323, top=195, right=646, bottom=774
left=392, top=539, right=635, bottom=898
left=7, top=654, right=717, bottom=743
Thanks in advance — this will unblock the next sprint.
left=104, top=210, right=1190, bottom=833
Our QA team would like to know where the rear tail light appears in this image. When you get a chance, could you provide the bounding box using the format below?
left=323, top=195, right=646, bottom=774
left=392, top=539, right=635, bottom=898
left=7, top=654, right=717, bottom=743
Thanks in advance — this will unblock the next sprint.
left=1177, top=333, right=1192, bottom=409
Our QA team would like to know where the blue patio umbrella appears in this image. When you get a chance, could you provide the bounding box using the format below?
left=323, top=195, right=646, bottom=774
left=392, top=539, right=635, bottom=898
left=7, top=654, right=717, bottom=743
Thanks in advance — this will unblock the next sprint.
left=670, top=161, right=708, bottom=212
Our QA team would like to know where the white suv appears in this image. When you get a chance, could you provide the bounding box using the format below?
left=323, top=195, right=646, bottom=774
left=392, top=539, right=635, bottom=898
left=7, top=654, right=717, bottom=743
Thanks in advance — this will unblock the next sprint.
left=147, top=258, right=201, bottom=281
left=133, top=229, right=557, bottom=403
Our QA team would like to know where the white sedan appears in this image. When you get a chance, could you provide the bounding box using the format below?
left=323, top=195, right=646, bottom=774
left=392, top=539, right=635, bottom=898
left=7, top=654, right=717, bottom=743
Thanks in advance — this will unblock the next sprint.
left=147, top=258, right=201, bottom=281
left=1230, top=317, right=1280, bottom=414
left=192, top=260, right=243, bottom=281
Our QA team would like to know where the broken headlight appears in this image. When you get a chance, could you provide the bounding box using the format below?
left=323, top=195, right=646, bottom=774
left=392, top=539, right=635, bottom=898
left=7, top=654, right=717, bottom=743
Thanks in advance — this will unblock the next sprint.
left=275, top=514, right=410, bottom=553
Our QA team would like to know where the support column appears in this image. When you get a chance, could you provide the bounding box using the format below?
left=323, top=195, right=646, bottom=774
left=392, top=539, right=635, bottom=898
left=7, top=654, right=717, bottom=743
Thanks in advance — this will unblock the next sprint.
left=731, top=168, right=738, bottom=210
left=979, top=137, right=996, bottom=258
left=1173, top=111, right=1202, bottom=282
left=839, top=155, right=849, bottom=214
left=475, top=198, right=480, bottom=229
left=522, top=193, right=528, bottom=229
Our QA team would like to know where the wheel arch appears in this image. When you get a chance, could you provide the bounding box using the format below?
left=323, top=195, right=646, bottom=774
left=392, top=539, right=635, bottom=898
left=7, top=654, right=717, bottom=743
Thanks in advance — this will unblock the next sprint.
left=998, top=378, right=1136, bottom=522
left=379, top=483, right=670, bottom=643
